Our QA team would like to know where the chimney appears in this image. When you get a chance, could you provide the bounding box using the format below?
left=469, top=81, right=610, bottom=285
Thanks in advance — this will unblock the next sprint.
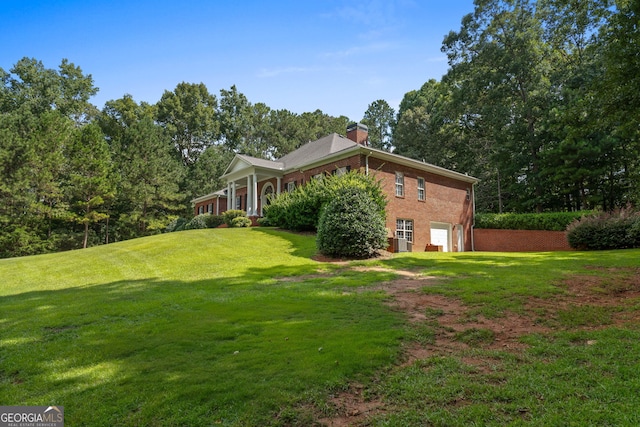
left=346, top=122, right=369, bottom=146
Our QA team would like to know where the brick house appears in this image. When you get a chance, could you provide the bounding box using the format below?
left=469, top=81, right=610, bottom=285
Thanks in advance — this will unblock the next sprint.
left=192, top=123, right=479, bottom=252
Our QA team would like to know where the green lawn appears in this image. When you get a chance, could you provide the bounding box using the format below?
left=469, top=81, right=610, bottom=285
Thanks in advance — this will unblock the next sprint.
left=0, top=228, right=403, bottom=426
left=1, top=229, right=639, bottom=426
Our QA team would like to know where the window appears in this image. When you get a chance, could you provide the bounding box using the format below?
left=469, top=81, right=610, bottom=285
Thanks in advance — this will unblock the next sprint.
left=417, top=177, right=425, bottom=201
left=313, top=173, right=323, bottom=180
left=395, top=172, right=404, bottom=197
left=235, top=196, right=242, bottom=210
left=334, top=166, right=350, bottom=176
left=198, top=205, right=204, bottom=215
left=207, top=203, right=213, bottom=213
left=396, top=219, right=414, bottom=243
left=466, top=188, right=471, bottom=200
left=286, top=181, right=296, bottom=193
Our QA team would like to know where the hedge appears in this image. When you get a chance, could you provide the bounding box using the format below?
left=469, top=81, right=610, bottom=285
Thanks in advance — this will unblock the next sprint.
left=475, top=211, right=592, bottom=231
left=567, top=208, right=640, bottom=250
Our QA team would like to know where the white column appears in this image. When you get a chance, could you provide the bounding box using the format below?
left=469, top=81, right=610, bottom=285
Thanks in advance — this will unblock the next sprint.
left=276, top=177, right=282, bottom=195
left=252, top=173, right=258, bottom=216
left=231, top=182, right=236, bottom=210
left=246, top=175, right=252, bottom=215
left=227, top=182, right=231, bottom=211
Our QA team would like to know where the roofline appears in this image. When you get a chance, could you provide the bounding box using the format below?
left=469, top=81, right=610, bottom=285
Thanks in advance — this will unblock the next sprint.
left=220, top=154, right=283, bottom=181
left=362, top=146, right=479, bottom=184
left=286, top=144, right=479, bottom=184
left=190, top=190, right=227, bottom=204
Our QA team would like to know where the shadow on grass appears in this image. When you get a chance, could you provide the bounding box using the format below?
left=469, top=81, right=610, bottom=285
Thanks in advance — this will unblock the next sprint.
left=0, top=262, right=404, bottom=426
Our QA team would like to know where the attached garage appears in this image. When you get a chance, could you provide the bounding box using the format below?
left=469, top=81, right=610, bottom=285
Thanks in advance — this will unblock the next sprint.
left=430, top=222, right=451, bottom=252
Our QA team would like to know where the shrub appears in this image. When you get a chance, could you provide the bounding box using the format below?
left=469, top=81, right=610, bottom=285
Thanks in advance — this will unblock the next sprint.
left=475, top=211, right=592, bottom=231
left=230, top=216, right=252, bottom=228
left=205, top=215, right=224, bottom=228
left=256, top=217, right=273, bottom=227
left=222, top=210, right=247, bottom=227
left=567, top=208, right=640, bottom=250
left=166, top=217, right=188, bottom=233
left=316, top=186, right=388, bottom=259
left=184, top=214, right=209, bottom=230
left=264, top=171, right=387, bottom=232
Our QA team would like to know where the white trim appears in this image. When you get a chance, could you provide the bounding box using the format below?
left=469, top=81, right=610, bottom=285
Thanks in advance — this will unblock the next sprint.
left=260, top=182, right=275, bottom=216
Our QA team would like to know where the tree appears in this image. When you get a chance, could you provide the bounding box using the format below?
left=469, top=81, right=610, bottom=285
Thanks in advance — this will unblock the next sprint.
left=598, top=0, right=640, bottom=205
left=0, top=57, right=98, bottom=122
left=100, top=96, right=185, bottom=239
left=0, top=58, right=97, bottom=256
left=218, top=85, right=253, bottom=153
left=156, top=82, right=219, bottom=166
left=441, top=0, right=554, bottom=212
left=362, top=99, right=395, bottom=151
left=65, top=123, right=115, bottom=248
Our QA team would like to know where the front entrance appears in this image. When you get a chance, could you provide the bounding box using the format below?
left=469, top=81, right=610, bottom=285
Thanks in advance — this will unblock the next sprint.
left=430, top=222, right=451, bottom=252
left=260, top=182, right=274, bottom=216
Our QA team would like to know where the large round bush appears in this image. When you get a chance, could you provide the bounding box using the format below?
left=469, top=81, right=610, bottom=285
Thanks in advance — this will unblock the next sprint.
left=317, top=186, right=388, bottom=258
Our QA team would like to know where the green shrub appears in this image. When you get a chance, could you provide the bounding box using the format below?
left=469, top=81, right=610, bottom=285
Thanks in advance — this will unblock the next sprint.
left=316, top=186, right=388, bottom=259
left=205, top=215, right=224, bottom=228
left=264, top=171, right=387, bottom=232
left=230, top=216, right=252, bottom=228
left=475, top=211, right=592, bottom=231
left=256, top=216, right=273, bottom=227
left=184, top=214, right=209, bottom=230
left=222, top=210, right=247, bottom=227
left=166, top=217, right=188, bottom=232
left=567, top=208, right=640, bottom=250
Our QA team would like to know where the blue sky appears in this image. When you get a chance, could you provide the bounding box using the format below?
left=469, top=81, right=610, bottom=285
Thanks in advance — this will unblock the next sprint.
left=1, top=0, right=475, bottom=121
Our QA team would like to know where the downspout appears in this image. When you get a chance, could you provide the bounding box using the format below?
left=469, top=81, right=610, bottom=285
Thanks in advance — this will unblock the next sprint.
left=365, top=151, right=372, bottom=175
left=471, top=182, right=477, bottom=252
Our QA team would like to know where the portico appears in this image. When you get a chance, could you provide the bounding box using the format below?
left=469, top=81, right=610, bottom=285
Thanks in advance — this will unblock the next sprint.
left=220, top=155, right=283, bottom=217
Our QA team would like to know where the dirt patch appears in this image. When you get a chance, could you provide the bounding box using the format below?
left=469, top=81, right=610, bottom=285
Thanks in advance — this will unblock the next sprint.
left=314, top=266, right=640, bottom=426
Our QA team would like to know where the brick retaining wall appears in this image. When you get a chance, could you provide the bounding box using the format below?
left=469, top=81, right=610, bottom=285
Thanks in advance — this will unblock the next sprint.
left=474, top=228, right=572, bottom=252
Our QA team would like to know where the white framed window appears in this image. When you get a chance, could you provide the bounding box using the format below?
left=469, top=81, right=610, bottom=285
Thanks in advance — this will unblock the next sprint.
left=207, top=203, right=213, bottom=213
left=335, top=166, right=348, bottom=176
left=313, top=173, right=323, bottom=180
left=286, top=181, right=296, bottom=193
left=235, top=196, right=242, bottom=210
left=198, top=205, right=204, bottom=215
left=395, top=172, right=404, bottom=197
left=417, top=177, right=425, bottom=201
left=396, top=219, right=414, bottom=243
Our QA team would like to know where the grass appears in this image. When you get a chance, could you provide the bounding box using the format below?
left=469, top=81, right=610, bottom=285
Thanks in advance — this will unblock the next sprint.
left=1, top=230, right=639, bottom=426
left=0, top=228, right=404, bottom=426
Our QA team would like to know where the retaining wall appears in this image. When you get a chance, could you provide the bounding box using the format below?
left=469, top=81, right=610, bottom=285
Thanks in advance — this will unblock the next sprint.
left=474, top=228, right=572, bottom=252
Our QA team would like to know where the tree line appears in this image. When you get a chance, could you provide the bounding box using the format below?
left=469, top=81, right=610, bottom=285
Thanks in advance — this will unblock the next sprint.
left=391, top=0, right=639, bottom=214
left=1, top=0, right=638, bottom=258
left=0, top=59, right=355, bottom=257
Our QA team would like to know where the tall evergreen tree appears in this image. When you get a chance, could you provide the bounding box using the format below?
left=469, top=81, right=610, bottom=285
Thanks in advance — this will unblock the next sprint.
left=65, top=123, right=115, bottom=249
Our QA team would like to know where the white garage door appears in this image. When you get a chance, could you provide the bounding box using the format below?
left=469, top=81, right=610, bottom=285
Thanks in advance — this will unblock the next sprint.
left=430, top=223, right=450, bottom=252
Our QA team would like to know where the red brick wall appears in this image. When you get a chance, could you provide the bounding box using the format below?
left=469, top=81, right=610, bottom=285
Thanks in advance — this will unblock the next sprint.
left=473, top=229, right=572, bottom=252
left=194, top=197, right=227, bottom=216
left=368, top=157, right=474, bottom=252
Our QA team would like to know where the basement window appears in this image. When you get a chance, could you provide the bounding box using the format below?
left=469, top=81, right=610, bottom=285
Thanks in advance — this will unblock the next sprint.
left=396, top=219, right=414, bottom=243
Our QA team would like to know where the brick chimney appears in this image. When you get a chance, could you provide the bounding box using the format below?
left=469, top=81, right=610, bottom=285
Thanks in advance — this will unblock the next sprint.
left=346, top=123, right=369, bottom=146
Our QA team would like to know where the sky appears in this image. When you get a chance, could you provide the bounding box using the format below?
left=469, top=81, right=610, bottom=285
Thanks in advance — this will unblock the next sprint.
left=1, top=0, right=476, bottom=121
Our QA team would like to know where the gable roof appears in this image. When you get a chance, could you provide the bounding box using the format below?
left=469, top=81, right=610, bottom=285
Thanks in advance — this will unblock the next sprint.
left=220, top=132, right=478, bottom=184
left=278, top=133, right=357, bottom=170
